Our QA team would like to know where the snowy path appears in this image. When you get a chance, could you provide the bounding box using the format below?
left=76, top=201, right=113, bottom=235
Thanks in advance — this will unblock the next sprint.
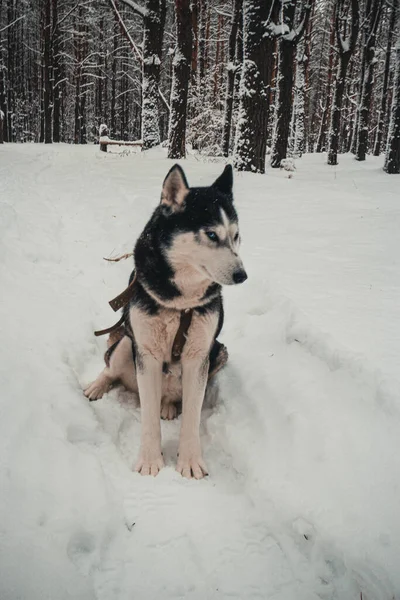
left=1, top=144, right=400, bottom=600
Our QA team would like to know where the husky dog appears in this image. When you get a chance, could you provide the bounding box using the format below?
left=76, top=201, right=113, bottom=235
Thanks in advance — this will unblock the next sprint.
left=85, top=164, right=247, bottom=479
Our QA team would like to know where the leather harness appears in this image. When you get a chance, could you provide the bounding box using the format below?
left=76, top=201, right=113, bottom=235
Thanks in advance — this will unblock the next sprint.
left=94, top=273, right=193, bottom=363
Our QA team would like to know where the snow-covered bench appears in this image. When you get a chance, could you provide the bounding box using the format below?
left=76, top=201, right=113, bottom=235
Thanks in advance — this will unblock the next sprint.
left=99, top=124, right=142, bottom=153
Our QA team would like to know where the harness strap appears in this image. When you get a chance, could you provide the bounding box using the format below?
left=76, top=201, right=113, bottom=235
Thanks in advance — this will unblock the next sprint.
left=94, top=273, right=137, bottom=337
left=109, top=273, right=137, bottom=312
left=94, top=314, right=125, bottom=337
left=171, top=309, right=193, bottom=362
left=94, top=272, right=194, bottom=362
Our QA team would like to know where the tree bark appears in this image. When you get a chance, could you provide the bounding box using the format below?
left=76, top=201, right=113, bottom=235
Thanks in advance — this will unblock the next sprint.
left=141, top=0, right=166, bottom=148
left=293, top=40, right=307, bottom=157
left=222, top=0, right=242, bottom=157
left=271, top=0, right=313, bottom=168
left=0, top=0, right=7, bottom=142
left=7, top=0, right=15, bottom=142
left=316, top=10, right=336, bottom=153
left=233, top=0, right=274, bottom=174
left=0, top=109, right=4, bottom=143
left=384, top=41, right=400, bottom=174
left=271, top=38, right=295, bottom=167
left=198, top=0, right=207, bottom=83
left=355, top=0, right=383, bottom=160
left=168, top=0, right=192, bottom=159
left=373, top=1, right=396, bottom=156
left=52, top=0, right=61, bottom=142
left=327, top=56, right=351, bottom=165
left=327, top=0, right=359, bottom=166
left=43, top=0, right=52, bottom=143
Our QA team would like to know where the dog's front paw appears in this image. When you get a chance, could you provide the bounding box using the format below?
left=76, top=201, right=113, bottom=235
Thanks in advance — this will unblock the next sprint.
left=134, top=448, right=164, bottom=477
left=176, top=442, right=208, bottom=479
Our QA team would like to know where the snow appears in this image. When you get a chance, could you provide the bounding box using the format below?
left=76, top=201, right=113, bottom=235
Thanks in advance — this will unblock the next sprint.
left=1, top=144, right=400, bottom=600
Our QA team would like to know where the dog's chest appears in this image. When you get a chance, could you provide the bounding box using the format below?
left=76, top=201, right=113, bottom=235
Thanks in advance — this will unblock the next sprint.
left=130, top=306, right=182, bottom=361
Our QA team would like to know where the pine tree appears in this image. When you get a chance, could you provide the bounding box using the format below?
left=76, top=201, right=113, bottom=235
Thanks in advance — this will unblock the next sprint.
left=355, top=0, right=384, bottom=161
left=271, top=0, right=314, bottom=168
left=373, top=0, right=397, bottom=156
left=384, top=36, right=400, bottom=174
left=233, top=0, right=274, bottom=174
left=221, top=0, right=242, bottom=157
left=119, top=0, right=167, bottom=149
left=43, top=0, right=52, bottom=143
left=327, top=0, right=359, bottom=166
left=168, top=0, right=192, bottom=159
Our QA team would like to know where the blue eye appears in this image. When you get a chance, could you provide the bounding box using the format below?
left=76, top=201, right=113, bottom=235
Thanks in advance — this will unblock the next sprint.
left=206, top=231, right=219, bottom=242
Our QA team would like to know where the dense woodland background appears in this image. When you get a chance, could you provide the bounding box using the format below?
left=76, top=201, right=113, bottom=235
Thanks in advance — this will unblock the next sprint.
left=0, top=0, right=399, bottom=173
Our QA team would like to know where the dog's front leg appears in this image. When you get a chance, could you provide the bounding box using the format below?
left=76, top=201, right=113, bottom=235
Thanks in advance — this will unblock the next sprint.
left=177, top=313, right=217, bottom=479
left=134, top=352, right=164, bottom=476
left=177, top=355, right=209, bottom=479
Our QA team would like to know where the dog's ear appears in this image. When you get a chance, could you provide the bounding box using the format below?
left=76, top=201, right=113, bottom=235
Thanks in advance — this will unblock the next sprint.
left=161, top=164, right=189, bottom=213
left=212, top=164, right=233, bottom=196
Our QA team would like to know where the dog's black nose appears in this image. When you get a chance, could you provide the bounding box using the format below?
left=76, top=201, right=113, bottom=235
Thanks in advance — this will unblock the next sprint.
left=232, top=269, right=248, bottom=284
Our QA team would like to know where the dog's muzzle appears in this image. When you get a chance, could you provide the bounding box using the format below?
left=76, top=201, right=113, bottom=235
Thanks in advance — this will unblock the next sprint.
left=232, top=269, right=248, bottom=284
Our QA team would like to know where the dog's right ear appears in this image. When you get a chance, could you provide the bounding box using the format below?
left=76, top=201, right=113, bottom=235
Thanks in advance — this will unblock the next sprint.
left=160, top=164, right=189, bottom=213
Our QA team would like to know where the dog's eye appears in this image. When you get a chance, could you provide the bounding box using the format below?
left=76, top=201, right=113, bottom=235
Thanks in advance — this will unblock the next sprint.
left=234, top=232, right=239, bottom=242
left=206, top=231, right=219, bottom=242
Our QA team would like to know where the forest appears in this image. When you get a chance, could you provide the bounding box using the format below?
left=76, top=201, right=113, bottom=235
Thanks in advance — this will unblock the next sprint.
left=0, top=0, right=399, bottom=173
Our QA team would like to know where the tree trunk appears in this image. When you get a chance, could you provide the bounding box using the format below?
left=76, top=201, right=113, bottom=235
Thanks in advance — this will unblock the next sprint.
left=0, top=1, right=7, bottom=142
left=293, top=41, right=307, bottom=157
left=74, top=14, right=80, bottom=145
left=271, top=39, right=295, bottom=167
left=373, top=1, right=396, bottom=156
left=327, top=0, right=359, bottom=165
left=7, top=0, right=15, bottom=142
left=384, top=42, right=400, bottom=174
left=198, top=0, right=207, bottom=82
left=111, top=14, right=117, bottom=136
left=43, top=0, right=52, bottom=143
left=0, top=109, right=4, bottom=143
left=141, top=0, right=166, bottom=149
left=316, top=11, right=336, bottom=153
left=327, top=55, right=351, bottom=165
left=222, top=0, right=242, bottom=157
left=52, top=0, right=61, bottom=142
left=168, top=0, right=192, bottom=159
left=191, top=0, right=198, bottom=85
left=355, top=0, right=383, bottom=160
left=271, top=0, right=312, bottom=168
left=233, top=0, right=273, bottom=174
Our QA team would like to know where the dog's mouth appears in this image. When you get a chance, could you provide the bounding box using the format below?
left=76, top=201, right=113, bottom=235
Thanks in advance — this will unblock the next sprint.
left=201, top=265, right=214, bottom=280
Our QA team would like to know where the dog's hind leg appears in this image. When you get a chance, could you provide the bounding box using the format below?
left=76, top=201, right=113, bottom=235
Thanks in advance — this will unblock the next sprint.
left=84, top=336, right=137, bottom=401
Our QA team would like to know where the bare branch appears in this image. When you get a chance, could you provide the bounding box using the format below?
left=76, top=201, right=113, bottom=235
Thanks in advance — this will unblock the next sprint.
left=109, top=0, right=144, bottom=62
left=118, top=0, right=148, bottom=18
left=0, top=15, right=25, bottom=34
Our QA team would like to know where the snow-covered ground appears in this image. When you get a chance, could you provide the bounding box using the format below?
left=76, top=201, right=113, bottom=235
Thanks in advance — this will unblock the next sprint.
left=1, top=143, right=400, bottom=600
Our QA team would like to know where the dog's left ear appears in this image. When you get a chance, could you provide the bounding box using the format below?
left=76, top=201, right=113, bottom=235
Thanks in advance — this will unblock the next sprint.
left=161, top=164, right=189, bottom=213
left=212, top=164, right=233, bottom=196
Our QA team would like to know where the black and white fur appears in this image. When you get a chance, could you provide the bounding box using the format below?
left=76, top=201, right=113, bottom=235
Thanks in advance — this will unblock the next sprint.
left=85, top=164, right=247, bottom=479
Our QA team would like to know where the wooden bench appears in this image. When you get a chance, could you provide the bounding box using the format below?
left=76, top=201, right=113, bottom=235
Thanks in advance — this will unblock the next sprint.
left=99, top=124, right=142, bottom=152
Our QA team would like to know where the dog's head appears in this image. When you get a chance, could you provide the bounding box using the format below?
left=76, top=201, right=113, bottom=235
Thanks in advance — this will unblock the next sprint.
left=159, top=164, right=247, bottom=286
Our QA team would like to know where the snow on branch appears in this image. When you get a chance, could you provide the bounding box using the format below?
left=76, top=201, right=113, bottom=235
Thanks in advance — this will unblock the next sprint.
left=118, top=0, right=148, bottom=18
left=0, top=15, right=25, bottom=34
left=336, top=0, right=359, bottom=55
left=109, top=0, right=144, bottom=62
